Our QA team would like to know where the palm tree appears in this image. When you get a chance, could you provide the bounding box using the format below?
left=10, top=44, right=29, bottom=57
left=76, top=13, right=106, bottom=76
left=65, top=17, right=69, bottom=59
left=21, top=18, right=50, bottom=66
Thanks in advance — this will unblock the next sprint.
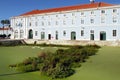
left=5, top=19, right=10, bottom=26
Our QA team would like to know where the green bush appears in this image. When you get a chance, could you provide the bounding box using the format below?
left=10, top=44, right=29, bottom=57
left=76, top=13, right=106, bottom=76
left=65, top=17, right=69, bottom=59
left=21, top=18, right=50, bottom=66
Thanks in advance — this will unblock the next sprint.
left=10, top=45, right=99, bottom=78
left=43, top=62, right=75, bottom=79
left=70, top=62, right=81, bottom=68
left=82, top=47, right=98, bottom=56
left=17, top=64, right=33, bottom=72
left=9, top=64, right=17, bottom=68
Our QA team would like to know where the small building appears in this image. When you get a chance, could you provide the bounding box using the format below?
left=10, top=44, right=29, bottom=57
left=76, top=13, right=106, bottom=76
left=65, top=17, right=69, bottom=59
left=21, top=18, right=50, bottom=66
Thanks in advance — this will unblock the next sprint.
left=0, top=27, right=12, bottom=38
left=10, top=1, right=120, bottom=41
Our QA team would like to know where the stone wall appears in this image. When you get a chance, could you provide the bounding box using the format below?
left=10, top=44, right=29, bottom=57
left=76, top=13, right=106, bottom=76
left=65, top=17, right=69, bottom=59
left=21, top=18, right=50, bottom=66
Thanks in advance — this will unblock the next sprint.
left=0, top=39, right=23, bottom=46
left=24, top=39, right=120, bottom=46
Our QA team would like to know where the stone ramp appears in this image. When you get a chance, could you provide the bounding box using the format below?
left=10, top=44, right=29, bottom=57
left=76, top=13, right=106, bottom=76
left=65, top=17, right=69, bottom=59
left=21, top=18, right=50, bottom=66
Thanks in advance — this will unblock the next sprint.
left=0, top=39, right=24, bottom=46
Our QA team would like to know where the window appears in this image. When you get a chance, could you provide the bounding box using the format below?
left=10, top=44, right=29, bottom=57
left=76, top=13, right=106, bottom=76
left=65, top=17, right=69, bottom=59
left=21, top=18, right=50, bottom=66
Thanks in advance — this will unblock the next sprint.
left=91, top=11, right=94, bottom=14
left=63, top=14, right=66, bottom=17
left=16, top=23, right=17, bottom=26
left=81, top=12, right=84, bottom=15
left=29, top=18, right=31, bottom=20
left=20, top=30, right=24, bottom=38
left=42, top=22, right=44, bottom=26
left=113, top=16, right=117, bottom=23
left=35, top=17, right=37, bottom=19
left=18, top=23, right=23, bottom=27
left=90, top=19, right=94, bottom=23
left=56, top=21, right=58, bottom=25
left=20, top=23, right=23, bottom=27
left=72, top=13, right=75, bottom=16
left=72, top=19, right=74, bottom=25
left=113, top=30, right=117, bottom=37
left=90, top=30, right=94, bottom=40
left=14, top=30, right=18, bottom=38
left=55, top=31, right=58, bottom=40
left=35, top=22, right=38, bottom=26
left=101, top=10, right=105, bottom=14
left=113, top=9, right=117, bottom=13
left=63, top=20, right=66, bottom=25
left=81, top=30, right=84, bottom=36
left=101, top=17, right=105, bottom=23
left=29, top=22, right=31, bottom=26
left=48, top=21, right=51, bottom=26
left=42, top=16, right=44, bottom=19
left=35, top=31, right=38, bottom=36
left=41, top=32, right=45, bottom=40
left=81, top=19, right=84, bottom=24
left=63, top=30, right=66, bottom=36
left=56, top=15, right=58, bottom=17
left=90, top=30, right=94, bottom=34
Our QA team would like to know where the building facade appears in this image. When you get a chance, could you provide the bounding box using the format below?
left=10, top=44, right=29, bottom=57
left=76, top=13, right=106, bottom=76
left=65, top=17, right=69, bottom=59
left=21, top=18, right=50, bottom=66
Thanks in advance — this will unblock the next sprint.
left=0, top=27, right=12, bottom=38
left=10, top=1, right=120, bottom=41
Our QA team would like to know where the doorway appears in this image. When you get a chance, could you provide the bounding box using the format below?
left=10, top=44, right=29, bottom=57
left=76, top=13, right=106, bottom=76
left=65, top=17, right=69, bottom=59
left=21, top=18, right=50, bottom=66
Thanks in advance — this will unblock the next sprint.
left=28, top=29, right=33, bottom=39
left=41, top=32, right=45, bottom=40
left=100, top=31, right=106, bottom=41
left=90, top=34, right=94, bottom=40
left=48, top=34, right=51, bottom=40
left=71, top=31, right=76, bottom=40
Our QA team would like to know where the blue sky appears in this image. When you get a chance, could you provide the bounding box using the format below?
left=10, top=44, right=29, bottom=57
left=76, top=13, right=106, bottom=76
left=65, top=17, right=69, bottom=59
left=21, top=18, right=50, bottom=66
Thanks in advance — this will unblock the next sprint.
left=0, top=0, right=120, bottom=26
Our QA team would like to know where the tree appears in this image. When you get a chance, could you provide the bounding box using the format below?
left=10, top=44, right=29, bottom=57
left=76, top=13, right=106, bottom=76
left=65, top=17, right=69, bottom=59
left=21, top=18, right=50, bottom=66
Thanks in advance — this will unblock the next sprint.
left=5, top=19, right=10, bottom=26
left=1, top=19, right=10, bottom=36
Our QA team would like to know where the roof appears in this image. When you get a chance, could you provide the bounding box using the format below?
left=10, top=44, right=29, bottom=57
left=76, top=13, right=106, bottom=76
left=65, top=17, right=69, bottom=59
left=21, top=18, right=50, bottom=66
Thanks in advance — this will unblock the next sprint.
left=0, top=28, right=10, bottom=30
left=20, top=2, right=114, bottom=16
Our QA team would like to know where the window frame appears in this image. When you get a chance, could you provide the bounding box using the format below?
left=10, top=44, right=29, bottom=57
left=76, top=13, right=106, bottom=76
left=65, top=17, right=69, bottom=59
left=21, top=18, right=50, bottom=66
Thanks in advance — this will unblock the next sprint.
left=81, top=30, right=84, bottom=36
left=113, top=30, right=117, bottom=37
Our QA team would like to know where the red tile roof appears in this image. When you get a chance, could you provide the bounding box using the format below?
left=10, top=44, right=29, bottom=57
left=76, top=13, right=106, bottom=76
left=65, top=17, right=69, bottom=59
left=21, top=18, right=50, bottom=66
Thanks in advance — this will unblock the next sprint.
left=0, top=28, right=10, bottom=30
left=20, top=2, right=114, bottom=16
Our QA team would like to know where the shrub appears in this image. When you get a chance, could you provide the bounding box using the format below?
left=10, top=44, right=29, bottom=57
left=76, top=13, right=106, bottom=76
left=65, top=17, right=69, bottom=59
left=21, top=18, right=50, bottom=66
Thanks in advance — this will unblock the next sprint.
left=50, top=63, right=75, bottom=78
left=17, top=64, right=33, bottom=72
left=9, top=64, right=17, bottom=68
left=70, top=62, right=81, bottom=68
left=38, top=52, right=47, bottom=59
left=82, top=47, right=98, bottom=56
left=10, top=45, right=100, bottom=78
left=23, top=57, right=32, bottom=65
left=56, top=49, right=65, bottom=55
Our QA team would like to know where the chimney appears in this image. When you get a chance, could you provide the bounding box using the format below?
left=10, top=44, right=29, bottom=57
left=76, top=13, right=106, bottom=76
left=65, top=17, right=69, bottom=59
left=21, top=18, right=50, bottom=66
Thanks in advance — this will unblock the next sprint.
left=90, top=0, right=95, bottom=3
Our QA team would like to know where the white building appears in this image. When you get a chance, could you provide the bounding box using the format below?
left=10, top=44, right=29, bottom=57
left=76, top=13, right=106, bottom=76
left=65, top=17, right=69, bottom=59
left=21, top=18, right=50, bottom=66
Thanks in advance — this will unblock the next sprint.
left=0, top=27, right=12, bottom=37
left=10, top=1, right=120, bottom=41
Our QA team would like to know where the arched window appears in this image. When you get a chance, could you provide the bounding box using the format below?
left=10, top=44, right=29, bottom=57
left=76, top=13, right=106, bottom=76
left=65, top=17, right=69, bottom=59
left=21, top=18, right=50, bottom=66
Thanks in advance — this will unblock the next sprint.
left=20, top=30, right=24, bottom=38
left=14, top=30, right=18, bottom=38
